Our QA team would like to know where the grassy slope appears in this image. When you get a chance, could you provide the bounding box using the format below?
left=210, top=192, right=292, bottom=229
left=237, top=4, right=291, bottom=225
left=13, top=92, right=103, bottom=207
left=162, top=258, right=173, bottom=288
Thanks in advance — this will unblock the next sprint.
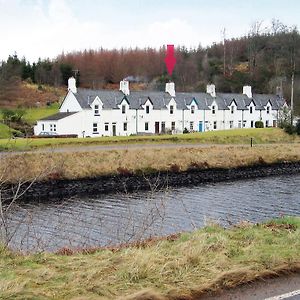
left=2, top=143, right=300, bottom=182
left=0, top=217, right=299, bottom=299
left=0, top=128, right=299, bottom=151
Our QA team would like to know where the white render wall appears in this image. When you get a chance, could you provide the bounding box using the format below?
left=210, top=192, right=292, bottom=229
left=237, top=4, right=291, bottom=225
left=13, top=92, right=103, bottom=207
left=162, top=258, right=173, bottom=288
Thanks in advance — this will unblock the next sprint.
left=34, top=91, right=282, bottom=137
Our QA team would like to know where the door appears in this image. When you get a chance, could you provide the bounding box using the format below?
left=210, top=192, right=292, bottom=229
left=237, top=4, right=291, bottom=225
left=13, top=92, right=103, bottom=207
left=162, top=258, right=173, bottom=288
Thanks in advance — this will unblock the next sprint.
left=273, top=120, right=277, bottom=127
left=112, top=123, right=116, bottom=136
left=198, top=121, right=203, bottom=132
left=155, top=122, right=159, bottom=134
left=161, top=122, right=166, bottom=133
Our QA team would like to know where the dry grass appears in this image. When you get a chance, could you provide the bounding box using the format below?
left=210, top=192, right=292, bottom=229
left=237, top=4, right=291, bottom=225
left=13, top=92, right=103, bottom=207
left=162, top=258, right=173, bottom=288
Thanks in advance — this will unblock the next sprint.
left=0, top=216, right=299, bottom=299
left=1, top=143, right=300, bottom=182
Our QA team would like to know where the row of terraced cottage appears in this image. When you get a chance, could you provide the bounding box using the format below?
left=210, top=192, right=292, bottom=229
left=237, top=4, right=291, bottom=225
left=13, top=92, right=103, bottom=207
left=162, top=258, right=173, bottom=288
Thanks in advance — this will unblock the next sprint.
left=34, top=77, right=287, bottom=137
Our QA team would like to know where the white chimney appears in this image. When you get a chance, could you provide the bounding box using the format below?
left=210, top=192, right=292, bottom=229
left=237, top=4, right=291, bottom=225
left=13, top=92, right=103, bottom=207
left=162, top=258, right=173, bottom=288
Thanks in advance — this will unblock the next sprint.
left=119, top=80, right=130, bottom=95
left=243, top=85, right=252, bottom=98
left=206, top=84, right=216, bottom=97
left=68, top=77, right=77, bottom=94
left=165, top=82, right=175, bottom=97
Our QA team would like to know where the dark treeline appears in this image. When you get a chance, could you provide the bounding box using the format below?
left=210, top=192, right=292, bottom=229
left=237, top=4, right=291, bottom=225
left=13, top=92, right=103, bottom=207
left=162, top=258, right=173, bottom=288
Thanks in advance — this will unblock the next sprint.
left=0, top=20, right=299, bottom=112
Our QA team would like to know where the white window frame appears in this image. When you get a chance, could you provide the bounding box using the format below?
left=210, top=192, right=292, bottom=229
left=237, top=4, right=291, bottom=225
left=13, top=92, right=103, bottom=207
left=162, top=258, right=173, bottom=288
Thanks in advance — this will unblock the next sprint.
left=190, top=121, right=194, bottom=131
left=213, top=121, right=217, bottom=129
left=122, top=105, right=126, bottom=114
left=146, top=105, right=150, bottom=114
left=212, top=105, right=216, bottom=114
left=145, top=122, right=149, bottom=131
left=171, top=121, right=175, bottom=130
left=191, top=105, right=195, bottom=114
left=104, top=123, right=109, bottom=131
left=123, top=122, right=127, bottom=131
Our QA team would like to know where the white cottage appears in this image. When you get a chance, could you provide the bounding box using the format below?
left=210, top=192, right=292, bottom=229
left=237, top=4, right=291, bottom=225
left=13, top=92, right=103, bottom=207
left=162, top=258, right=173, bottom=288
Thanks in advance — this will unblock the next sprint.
left=34, top=77, right=287, bottom=137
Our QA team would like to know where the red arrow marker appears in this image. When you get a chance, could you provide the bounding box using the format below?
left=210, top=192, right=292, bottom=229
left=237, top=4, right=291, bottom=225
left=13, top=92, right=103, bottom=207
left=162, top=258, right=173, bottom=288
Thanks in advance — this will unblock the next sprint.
left=165, top=44, right=176, bottom=76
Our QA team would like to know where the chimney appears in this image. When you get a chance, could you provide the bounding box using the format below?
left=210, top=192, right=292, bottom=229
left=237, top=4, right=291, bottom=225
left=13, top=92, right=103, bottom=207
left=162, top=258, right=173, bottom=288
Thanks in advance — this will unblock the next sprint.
left=165, top=82, right=175, bottom=97
left=206, top=84, right=216, bottom=97
left=119, top=80, right=130, bottom=95
left=243, top=85, right=252, bottom=98
left=68, top=76, right=77, bottom=93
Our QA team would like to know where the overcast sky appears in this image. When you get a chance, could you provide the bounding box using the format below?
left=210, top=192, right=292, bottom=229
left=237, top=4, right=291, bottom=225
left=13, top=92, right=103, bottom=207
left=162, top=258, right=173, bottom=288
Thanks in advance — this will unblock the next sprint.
left=1, top=0, right=300, bottom=62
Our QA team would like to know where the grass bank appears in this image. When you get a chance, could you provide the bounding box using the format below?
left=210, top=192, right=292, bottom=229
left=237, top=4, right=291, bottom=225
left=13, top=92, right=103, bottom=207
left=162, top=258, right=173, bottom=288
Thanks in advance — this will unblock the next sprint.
left=1, top=143, right=300, bottom=182
left=0, top=128, right=299, bottom=151
left=0, top=216, right=299, bottom=299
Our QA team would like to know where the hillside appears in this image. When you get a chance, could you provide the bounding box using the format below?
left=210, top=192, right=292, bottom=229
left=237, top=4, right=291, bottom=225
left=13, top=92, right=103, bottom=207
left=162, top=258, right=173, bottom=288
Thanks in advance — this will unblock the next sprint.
left=0, top=79, right=65, bottom=108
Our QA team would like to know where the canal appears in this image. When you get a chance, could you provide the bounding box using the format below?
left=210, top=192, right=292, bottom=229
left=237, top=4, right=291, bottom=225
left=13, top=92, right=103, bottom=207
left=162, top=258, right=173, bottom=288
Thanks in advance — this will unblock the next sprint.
left=5, top=174, right=300, bottom=252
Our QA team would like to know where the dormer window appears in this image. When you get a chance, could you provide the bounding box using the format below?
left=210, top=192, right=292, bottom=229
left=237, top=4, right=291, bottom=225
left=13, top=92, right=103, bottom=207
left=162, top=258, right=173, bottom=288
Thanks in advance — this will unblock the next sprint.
left=266, top=106, right=270, bottom=114
left=250, top=106, right=253, bottom=114
left=122, top=105, right=126, bottom=114
left=94, top=104, right=99, bottom=116
left=231, top=106, right=234, bottom=114
left=191, top=105, right=195, bottom=114
left=146, top=105, right=150, bottom=114
left=212, top=105, right=216, bottom=114
left=170, top=105, right=174, bottom=114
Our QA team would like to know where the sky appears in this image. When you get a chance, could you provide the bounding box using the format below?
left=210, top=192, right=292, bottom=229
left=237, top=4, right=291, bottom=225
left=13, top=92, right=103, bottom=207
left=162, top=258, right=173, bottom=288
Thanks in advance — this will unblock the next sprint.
left=1, top=0, right=300, bottom=62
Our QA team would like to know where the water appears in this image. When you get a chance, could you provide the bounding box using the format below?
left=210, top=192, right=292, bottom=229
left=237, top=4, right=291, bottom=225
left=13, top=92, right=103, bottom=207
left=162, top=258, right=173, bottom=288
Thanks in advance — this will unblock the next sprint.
left=4, top=174, right=300, bottom=252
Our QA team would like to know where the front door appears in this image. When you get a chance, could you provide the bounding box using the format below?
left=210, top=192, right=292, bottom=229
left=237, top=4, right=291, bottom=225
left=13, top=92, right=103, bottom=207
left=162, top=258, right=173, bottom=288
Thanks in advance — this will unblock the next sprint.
left=198, top=121, right=203, bottom=132
left=155, top=122, right=159, bottom=134
left=112, top=123, right=116, bottom=136
left=273, top=120, right=277, bottom=127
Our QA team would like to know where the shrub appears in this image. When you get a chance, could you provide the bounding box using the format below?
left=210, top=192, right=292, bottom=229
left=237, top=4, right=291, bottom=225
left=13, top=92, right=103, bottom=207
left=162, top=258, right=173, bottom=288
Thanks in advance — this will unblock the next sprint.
left=255, top=121, right=264, bottom=128
left=2, top=108, right=25, bottom=123
left=183, top=127, right=189, bottom=134
left=284, top=124, right=296, bottom=135
left=296, top=120, right=300, bottom=135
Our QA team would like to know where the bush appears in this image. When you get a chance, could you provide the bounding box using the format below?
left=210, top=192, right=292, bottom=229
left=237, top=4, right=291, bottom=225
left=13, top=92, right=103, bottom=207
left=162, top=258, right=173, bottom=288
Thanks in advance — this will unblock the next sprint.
left=2, top=108, right=25, bottom=123
left=284, top=124, right=296, bottom=135
left=255, top=121, right=264, bottom=128
left=296, top=120, right=300, bottom=135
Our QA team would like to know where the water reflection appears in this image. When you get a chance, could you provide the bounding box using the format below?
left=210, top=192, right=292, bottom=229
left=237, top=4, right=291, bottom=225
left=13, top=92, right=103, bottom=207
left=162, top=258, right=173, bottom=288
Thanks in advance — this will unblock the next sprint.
left=6, top=174, right=300, bottom=252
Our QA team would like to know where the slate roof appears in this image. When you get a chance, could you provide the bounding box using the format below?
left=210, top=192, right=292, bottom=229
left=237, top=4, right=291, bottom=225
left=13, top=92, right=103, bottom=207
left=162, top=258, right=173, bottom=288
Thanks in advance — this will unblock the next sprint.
left=69, top=88, right=286, bottom=111
left=40, top=112, right=77, bottom=121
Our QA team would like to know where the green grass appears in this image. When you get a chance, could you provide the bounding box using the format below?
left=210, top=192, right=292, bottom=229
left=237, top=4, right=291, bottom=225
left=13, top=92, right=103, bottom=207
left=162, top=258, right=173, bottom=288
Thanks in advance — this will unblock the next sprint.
left=0, top=216, right=299, bottom=299
left=23, top=103, right=59, bottom=124
left=0, top=128, right=299, bottom=151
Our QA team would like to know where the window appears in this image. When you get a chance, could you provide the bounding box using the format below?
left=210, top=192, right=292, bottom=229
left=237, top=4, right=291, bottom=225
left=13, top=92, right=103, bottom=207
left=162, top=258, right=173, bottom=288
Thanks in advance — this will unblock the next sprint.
left=231, top=106, right=234, bottom=114
left=266, top=120, right=269, bottom=127
left=170, top=105, right=174, bottom=114
left=94, top=104, right=99, bottom=116
left=122, top=105, right=126, bottom=114
left=212, top=105, right=216, bottom=114
left=243, top=120, right=246, bottom=128
left=50, top=124, right=56, bottom=132
left=93, top=123, right=98, bottom=133
left=171, top=121, right=175, bottom=131
left=42, top=124, right=45, bottom=131
left=229, top=121, right=233, bottom=129
left=251, top=120, right=254, bottom=128
left=146, top=105, right=150, bottom=114
left=238, top=120, right=242, bottom=128
left=145, top=122, right=149, bottom=131
left=105, top=123, right=109, bottom=131
left=190, top=121, right=194, bottom=131
left=191, top=105, right=195, bottom=114
left=266, top=106, right=270, bottom=114
left=213, top=121, right=217, bottom=130
left=250, top=106, right=253, bottom=114
left=123, top=122, right=127, bottom=131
